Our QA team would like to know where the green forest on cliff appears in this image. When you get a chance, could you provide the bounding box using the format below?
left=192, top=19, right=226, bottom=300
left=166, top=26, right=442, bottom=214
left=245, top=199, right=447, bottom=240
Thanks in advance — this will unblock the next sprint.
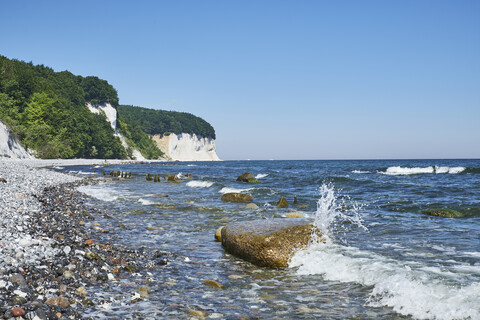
left=118, top=105, right=216, bottom=139
left=0, top=56, right=215, bottom=159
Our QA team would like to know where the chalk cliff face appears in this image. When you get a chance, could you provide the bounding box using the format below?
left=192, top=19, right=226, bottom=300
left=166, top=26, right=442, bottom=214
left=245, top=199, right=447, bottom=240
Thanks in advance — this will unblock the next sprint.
left=151, top=133, right=220, bottom=161
left=86, top=103, right=146, bottom=160
left=0, top=120, right=32, bottom=159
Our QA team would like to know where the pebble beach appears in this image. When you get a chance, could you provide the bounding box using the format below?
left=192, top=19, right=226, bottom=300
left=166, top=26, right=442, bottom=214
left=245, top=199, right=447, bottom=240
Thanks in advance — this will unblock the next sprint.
left=0, top=160, right=169, bottom=319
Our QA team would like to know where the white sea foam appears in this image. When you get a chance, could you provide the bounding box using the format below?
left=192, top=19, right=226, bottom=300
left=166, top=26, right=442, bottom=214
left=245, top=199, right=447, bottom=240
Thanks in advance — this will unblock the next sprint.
left=464, top=251, right=480, bottom=258
left=176, top=172, right=186, bottom=179
left=255, top=173, right=269, bottom=179
left=381, top=166, right=466, bottom=175
left=53, top=166, right=64, bottom=170
left=381, top=166, right=434, bottom=175
left=77, top=185, right=121, bottom=202
left=352, top=170, right=370, bottom=174
left=186, top=180, right=214, bottom=188
left=138, top=198, right=156, bottom=205
left=290, top=183, right=480, bottom=320
left=435, top=166, right=466, bottom=174
left=219, top=187, right=252, bottom=194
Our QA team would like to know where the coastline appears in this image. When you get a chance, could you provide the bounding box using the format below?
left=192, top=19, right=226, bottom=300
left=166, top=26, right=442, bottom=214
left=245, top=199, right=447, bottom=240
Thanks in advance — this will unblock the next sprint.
left=0, top=158, right=167, bottom=168
left=0, top=160, right=169, bottom=319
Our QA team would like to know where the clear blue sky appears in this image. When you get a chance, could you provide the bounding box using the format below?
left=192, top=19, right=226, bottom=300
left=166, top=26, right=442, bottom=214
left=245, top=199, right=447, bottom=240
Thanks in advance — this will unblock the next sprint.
left=1, top=0, right=479, bottom=160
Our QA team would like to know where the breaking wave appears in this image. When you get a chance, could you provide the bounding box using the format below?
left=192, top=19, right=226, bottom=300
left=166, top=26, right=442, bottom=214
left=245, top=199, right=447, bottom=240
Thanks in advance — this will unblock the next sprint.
left=380, top=166, right=466, bottom=175
left=218, top=187, right=252, bottom=194
left=289, top=183, right=480, bottom=320
left=186, top=181, right=214, bottom=188
left=77, top=185, right=122, bottom=202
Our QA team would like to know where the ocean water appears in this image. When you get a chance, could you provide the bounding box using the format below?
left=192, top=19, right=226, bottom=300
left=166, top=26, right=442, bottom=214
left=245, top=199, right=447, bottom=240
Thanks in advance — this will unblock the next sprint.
left=60, top=159, right=480, bottom=319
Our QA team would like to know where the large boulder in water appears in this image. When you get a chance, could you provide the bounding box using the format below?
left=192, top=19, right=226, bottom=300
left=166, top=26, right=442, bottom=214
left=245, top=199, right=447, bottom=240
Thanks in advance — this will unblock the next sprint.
left=422, top=208, right=464, bottom=218
left=236, top=173, right=259, bottom=183
left=221, top=193, right=253, bottom=203
left=221, top=218, right=317, bottom=268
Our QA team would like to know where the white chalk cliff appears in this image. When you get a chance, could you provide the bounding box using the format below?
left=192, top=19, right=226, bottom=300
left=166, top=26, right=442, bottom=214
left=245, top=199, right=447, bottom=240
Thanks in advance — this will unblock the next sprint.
left=151, top=133, right=220, bottom=161
left=86, top=102, right=146, bottom=160
left=0, top=120, right=33, bottom=159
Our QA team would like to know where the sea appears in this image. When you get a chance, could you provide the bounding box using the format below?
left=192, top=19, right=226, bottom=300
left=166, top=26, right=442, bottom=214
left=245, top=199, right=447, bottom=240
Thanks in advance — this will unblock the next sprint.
left=55, top=159, right=480, bottom=319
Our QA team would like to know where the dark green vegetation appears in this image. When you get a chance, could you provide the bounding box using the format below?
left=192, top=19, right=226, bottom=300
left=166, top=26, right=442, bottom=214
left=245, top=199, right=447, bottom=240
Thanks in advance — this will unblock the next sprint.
left=116, top=116, right=163, bottom=159
left=0, top=55, right=164, bottom=159
left=118, top=105, right=216, bottom=139
left=0, top=56, right=125, bottom=158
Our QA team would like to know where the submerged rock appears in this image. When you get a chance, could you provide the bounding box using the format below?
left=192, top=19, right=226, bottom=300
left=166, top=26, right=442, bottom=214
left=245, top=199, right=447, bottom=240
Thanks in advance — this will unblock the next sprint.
left=153, top=193, right=169, bottom=197
left=221, top=193, right=253, bottom=203
left=221, top=218, right=316, bottom=268
left=285, top=211, right=305, bottom=218
left=423, top=208, right=464, bottom=218
left=203, top=279, right=223, bottom=288
left=245, top=203, right=259, bottom=209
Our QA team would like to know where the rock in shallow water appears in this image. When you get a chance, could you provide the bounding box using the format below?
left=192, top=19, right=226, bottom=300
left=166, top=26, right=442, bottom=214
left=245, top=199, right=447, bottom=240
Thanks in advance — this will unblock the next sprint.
left=236, top=173, right=254, bottom=182
left=221, top=218, right=317, bottom=268
left=221, top=193, right=253, bottom=203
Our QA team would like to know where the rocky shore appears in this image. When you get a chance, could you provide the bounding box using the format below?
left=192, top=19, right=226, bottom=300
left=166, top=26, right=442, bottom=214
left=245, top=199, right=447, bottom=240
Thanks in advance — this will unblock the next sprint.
left=0, top=161, right=170, bottom=319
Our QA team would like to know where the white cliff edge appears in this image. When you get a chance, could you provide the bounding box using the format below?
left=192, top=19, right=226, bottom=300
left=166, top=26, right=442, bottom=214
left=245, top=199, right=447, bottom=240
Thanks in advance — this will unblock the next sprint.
left=86, top=102, right=146, bottom=160
left=151, top=133, right=220, bottom=161
left=0, top=120, right=33, bottom=159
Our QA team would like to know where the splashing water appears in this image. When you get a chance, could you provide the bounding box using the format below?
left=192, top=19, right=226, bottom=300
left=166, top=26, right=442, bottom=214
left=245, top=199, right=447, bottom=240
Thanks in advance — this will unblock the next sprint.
left=312, top=183, right=366, bottom=245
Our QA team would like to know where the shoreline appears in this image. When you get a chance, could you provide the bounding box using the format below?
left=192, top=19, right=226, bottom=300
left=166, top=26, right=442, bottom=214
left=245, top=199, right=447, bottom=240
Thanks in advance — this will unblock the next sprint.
left=0, top=158, right=167, bottom=168
left=0, top=160, right=170, bottom=319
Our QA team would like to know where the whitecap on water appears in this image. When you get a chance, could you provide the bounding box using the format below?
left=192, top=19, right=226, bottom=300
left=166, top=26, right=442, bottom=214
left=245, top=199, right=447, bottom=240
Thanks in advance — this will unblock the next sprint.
left=77, top=185, right=122, bottom=202
left=255, top=173, right=269, bottom=179
left=380, top=166, right=465, bottom=175
left=218, top=187, right=252, bottom=194
left=186, top=181, right=214, bottom=188
left=138, top=198, right=156, bottom=205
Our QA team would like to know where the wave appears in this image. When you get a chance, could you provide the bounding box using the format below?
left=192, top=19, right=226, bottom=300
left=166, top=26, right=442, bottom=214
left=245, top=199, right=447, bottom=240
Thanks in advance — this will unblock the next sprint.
left=186, top=181, right=214, bottom=188
left=290, top=244, right=480, bottom=320
left=77, top=185, right=121, bottom=202
left=380, top=166, right=466, bottom=175
left=289, top=183, right=479, bottom=320
left=69, top=170, right=93, bottom=175
left=138, top=198, right=156, bottom=205
left=464, top=167, right=480, bottom=174
left=352, top=170, right=370, bottom=174
left=255, top=173, right=269, bottom=179
left=218, top=187, right=252, bottom=194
